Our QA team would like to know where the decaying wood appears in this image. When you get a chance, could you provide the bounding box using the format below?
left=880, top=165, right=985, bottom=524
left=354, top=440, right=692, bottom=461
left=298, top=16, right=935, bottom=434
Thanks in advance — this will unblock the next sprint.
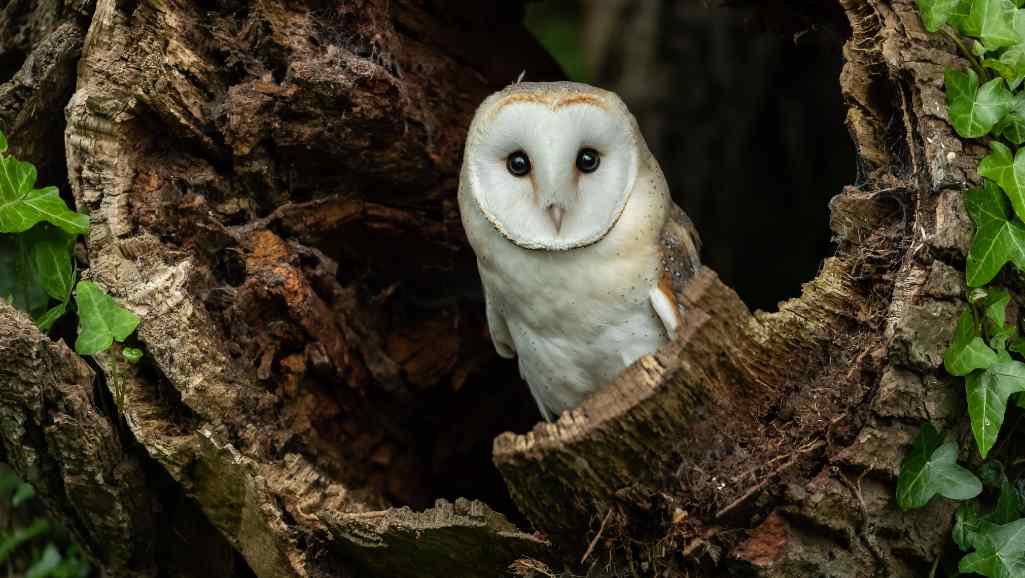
left=493, top=264, right=868, bottom=556
left=0, top=0, right=997, bottom=576
left=0, top=301, right=247, bottom=577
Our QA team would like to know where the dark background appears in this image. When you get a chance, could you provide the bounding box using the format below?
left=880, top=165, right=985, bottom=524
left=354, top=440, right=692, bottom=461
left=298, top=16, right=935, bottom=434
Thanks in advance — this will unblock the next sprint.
left=525, top=0, right=856, bottom=312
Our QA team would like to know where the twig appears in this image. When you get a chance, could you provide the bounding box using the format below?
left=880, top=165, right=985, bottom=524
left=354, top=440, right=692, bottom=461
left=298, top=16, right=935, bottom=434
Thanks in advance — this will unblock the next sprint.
left=580, top=509, right=613, bottom=565
left=942, top=27, right=987, bottom=80
left=715, top=441, right=825, bottom=519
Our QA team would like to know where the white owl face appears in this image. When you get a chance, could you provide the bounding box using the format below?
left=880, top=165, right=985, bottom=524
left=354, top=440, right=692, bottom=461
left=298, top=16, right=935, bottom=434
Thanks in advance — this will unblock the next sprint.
left=462, top=83, right=641, bottom=250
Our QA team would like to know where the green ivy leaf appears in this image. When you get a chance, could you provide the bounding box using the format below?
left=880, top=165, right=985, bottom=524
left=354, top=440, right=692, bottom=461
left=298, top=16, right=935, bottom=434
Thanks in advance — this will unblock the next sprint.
left=947, top=68, right=1015, bottom=138
left=983, top=287, right=1012, bottom=327
left=976, top=38, right=992, bottom=57
left=992, top=323, right=1018, bottom=351
left=918, top=0, right=967, bottom=31
left=10, top=482, right=33, bottom=508
left=966, top=361, right=1025, bottom=457
left=985, top=45, right=1025, bottom=90
left=980, top=461, right=1008, bottom=488
left=990, top=480, right=1024, bottom=524
left=959, top=518, right=1025, bottom=578
left=950, top=0, right=976, bottom=31
left=122, top=347, right=143, bottom=364
left=0, top=518, right=49, bottom=563
left=0, top=234, right=47, bottom=315
left=964, top=0, right=1022, bottom=49
left=946, top=307, right=1000, bottom=375
left=34, top=301, right=66, bottom=332
left=1009, top=334, right=1025, bottom=355
left=897, top=424, right=983, bottom=510
left=74, top=281, right=140, bottom=356
left=995, top=109, right=1025, bottom=145
left=25, top=544, right=61, bottom=578
left=23, top=225, right=73, bottom=302
left=980, top=142, right=1025, bottom=222
left=955, top=501, right=983, bottom=551
left=965, top=180, right=1025, bottom=286
left=0, top=152, right=88, bottom=235
left=980, top=288, right=1017, bottom=350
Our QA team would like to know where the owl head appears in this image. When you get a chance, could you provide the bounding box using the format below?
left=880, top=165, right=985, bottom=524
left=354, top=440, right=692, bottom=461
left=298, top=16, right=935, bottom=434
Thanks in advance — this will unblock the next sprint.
left=460, top=81, right=646, bottom=251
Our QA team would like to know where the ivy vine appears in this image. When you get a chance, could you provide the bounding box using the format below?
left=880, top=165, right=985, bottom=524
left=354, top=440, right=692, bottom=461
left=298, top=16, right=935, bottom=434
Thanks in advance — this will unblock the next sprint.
left=0, top=130, right=142, bottom=367
left=900, top=0, right=1025, bottom=575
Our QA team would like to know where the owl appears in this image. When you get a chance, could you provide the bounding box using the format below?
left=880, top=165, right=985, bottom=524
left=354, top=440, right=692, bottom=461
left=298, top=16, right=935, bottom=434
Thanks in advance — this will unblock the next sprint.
left=458, top=81, right=701, bottom=422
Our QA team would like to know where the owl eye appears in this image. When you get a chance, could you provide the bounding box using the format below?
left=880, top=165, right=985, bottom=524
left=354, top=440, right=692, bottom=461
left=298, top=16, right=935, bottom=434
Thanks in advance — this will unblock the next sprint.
left=576, top=148, right=600, bottom=173
left=506, top=151, right=531, bottom=176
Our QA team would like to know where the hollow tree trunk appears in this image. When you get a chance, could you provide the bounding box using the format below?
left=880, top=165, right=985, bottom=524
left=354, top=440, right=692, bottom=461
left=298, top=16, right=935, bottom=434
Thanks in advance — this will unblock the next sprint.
left=0, top=0, right=981, bottom=576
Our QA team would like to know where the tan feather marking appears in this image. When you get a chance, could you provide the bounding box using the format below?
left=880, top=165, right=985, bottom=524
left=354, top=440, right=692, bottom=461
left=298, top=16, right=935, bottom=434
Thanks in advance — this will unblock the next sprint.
left=489, top=92, right=606, bottom=118
left=657, top=273, right=682, bottom=330
left=553, top=94, right=607, bottom=110
left=490, top=93, right=552, bottom=113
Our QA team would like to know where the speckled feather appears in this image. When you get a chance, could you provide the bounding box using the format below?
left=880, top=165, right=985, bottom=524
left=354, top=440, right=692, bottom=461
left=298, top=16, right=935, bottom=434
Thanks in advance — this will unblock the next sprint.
left=655, top=193, right=702, bottom=332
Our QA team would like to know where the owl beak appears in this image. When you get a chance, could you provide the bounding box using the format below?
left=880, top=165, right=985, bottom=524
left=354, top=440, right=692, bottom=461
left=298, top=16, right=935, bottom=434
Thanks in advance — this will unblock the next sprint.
left=546, top=203, right=565, bottom=234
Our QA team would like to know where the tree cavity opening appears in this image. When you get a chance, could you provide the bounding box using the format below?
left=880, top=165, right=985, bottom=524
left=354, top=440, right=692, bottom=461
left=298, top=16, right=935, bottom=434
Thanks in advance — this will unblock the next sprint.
left=527, top=0, right=856, bottom=312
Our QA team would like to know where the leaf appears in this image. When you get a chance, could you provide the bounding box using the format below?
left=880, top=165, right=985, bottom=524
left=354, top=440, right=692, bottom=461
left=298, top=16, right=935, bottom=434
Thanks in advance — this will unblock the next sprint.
left=980, top=288, right=1017, bottom=349
left=34, top=301, right=66, bottom=332
left=995, top=110, right=1025, bottom=145
left=976, top=38, right=992, bottom=57
left=955, top=501, right=983, bottom=551
left=1010, top=334, right=1025, bottom=355
left=980, top=142, right=1025, bottom=223
left=0, top=234, right=48, bottom=315
left=24, top=225, right=73, bottom=301
left=959, top=518, right=1025, bottom=578
left=980, top=460, right=1009, bottom=488
left=73, top=281, right=140, bottom=356
left=989, top=480, right=1024, bottom=524
left=997, top=73, right=1025, bottom=143
left=947, top=69, right=1015, bottom=138
left=11, top=482, right=33, bottom=508
left=0, top=153, right=88, bottom=235
left=0, top=518, right=48, bottom=563
left=122, top=347, right=143, bottom=364
left=981, top=288, right=1009, bottom=337
left=55, top=545, right=88, bottom=578
left=965, top=180, right=1025, bottom=286
left=985, top=45, right=1025, bottom=90
left=26, top=544, right=61, bottom=578
left=950, top=0, right=976, bottom=30
left=918, top=0, right=966, bottom=30
left=966, top=361, right=1025, bottom=457
left=964, top=0, right=1022, bottom=49
left=897, top=424, right=983, bottom=510
left=946, top=307, right=1000, bottom=375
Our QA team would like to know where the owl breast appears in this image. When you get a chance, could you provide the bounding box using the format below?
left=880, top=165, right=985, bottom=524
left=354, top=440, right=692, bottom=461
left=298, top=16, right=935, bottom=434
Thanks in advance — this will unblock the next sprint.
left=489, top=255, right=667, bottom=418
left=466, top=166, right=670, bottom=419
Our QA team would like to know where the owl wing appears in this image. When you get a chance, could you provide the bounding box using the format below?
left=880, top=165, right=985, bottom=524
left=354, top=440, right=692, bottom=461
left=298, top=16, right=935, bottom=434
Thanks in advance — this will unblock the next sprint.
left=650, top=201, right=702, bottom=336
left=483, top=285, right=516, bottom=359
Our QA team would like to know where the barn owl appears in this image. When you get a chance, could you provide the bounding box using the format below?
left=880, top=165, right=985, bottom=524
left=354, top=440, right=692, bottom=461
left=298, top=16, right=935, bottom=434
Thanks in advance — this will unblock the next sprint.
left=458, top=81, right=701, bottom=422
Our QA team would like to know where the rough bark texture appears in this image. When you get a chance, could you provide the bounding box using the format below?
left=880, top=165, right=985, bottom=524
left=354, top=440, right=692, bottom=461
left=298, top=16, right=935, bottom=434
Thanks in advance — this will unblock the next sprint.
left=0, top=0, right=991, bottom=576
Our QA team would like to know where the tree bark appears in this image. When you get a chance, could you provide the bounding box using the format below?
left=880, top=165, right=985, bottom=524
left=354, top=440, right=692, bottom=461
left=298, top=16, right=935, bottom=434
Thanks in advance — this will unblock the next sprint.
left=0, top=0, right=986, bottom=576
